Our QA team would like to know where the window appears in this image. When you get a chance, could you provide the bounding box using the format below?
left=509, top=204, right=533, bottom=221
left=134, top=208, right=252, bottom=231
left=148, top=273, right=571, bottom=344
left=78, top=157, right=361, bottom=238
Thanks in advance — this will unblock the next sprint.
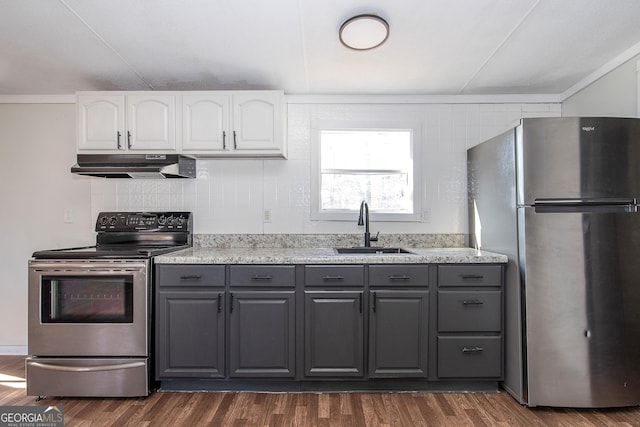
left=311, top=121, right=421, bottom=221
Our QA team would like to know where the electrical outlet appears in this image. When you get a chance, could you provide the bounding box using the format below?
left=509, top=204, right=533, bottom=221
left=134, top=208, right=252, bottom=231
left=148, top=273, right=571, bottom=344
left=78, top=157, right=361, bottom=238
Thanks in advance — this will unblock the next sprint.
left=263, top=209, right=272, bottom=223
left=421, top=208, right=431, bottom=223
left=64, top=209, right=74, bottom=224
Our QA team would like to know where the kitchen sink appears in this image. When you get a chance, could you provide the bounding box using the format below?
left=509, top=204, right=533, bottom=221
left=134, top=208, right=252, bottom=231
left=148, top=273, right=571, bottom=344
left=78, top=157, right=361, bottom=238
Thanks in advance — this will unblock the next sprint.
left=333, top=247, right=415, bottom=255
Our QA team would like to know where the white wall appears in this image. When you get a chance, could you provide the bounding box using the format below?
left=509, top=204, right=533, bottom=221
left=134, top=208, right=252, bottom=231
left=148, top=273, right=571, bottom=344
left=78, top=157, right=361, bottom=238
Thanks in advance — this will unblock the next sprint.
left=90, top=102, right=561, bottom=235
left=562, top=54, right=640, bottom=118
left=0, top=104, right=93, bottom=351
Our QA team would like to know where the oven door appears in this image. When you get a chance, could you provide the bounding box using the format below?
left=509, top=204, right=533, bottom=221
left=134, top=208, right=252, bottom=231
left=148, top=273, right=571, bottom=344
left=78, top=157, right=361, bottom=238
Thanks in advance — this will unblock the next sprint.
left=28, top=259, right=149, bottom=357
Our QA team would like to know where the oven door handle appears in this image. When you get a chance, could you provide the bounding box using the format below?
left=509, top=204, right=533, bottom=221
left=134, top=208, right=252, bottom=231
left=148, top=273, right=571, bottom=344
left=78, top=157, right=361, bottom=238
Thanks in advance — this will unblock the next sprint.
left=29, top=361, right=145, bottom=372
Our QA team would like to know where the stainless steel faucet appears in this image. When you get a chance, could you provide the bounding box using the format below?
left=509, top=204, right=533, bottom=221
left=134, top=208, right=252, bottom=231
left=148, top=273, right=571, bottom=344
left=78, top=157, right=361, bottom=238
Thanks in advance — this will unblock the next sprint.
left=358, top=200, right=379, bottom=247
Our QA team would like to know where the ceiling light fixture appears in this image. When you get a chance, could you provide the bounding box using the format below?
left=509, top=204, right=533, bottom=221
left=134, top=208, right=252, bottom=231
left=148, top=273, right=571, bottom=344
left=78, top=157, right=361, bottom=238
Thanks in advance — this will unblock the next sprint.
left=339, top=14, right=389, bottom=51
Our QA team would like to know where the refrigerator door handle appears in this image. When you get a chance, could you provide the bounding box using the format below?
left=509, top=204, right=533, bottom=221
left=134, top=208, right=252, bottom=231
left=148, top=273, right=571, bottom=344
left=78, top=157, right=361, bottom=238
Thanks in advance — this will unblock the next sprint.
left=533, top=198, right=636, bottom=206
left=533, top=198, right=637, bottom=213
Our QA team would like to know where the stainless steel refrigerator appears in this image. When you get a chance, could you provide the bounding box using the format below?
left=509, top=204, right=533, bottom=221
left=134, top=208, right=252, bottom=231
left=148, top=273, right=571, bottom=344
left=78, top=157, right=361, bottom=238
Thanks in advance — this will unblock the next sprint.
left=467, top=117, right=640, bottom=408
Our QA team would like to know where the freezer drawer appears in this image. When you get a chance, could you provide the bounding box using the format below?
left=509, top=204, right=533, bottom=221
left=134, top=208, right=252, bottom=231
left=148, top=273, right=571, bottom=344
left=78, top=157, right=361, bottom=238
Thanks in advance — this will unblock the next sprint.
left=26, top=357, right=149, bottom=397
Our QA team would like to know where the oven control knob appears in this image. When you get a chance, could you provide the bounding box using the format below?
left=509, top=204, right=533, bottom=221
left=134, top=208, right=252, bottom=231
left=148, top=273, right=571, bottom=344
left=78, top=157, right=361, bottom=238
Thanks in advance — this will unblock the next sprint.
left=158, top=215, right=167, bottom=225
left=109, top=216, right=118, bottom=226
left=176, top=216, right=185, bottom=226
left=166, top=216, right=175, bottom=226
left=100, top=216, right=109, bottom=226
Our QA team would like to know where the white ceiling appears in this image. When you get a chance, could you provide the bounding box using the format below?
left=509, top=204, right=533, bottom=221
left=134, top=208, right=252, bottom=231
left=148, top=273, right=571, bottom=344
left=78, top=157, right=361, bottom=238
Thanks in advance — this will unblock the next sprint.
left=2, top=0, right=640, bottom=97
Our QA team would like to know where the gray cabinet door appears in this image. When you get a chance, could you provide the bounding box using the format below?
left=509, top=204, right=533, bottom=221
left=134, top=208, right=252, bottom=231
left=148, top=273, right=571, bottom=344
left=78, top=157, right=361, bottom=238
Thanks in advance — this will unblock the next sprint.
left=228, top=291, right=296, bottom=378
left=157, top=290, right=225, bottom=378
left=304, top=291, right=364, bottom=377
left=368, top=290, right=429, bottom=378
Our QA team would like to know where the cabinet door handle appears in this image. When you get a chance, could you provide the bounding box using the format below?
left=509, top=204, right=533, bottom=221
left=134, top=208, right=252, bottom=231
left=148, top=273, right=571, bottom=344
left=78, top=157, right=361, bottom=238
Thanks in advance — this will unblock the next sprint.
left=127, top=131, right=132, bottom=149
left=461, top=299, right=483, bottom=306
left=322, top=276, right=345, bottom=281
left=116, top=131, right=122, bottom=150
left=222, top=131, right=226, bottom=150
left=218, top=293, right=223, bottom=313
left=462, top=346, right=484, bottom=354
left=460, top=274, right=484, bottom=280
left=233, top=130, right=237, bottom=149
left=372, top=291, right=377, bottom=313
left=229, top=293, right=234, bottom=313
left=359, top=293, right=363, bottom=314
left=179, top=275, right=202, bottom=281
left=251, top=275, right=273, bottom=281
left=388, top=275, right=410, bottom=281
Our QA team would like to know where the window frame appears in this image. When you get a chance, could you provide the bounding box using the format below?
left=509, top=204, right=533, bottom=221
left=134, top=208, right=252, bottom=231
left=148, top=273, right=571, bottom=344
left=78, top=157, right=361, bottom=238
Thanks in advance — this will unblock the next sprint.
left=311, top=119, right=422, bottom=222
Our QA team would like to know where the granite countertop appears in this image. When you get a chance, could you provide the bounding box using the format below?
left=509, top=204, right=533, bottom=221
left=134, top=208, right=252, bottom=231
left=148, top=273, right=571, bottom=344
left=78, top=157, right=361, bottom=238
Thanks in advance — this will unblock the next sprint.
left=155, top=247, right=508, bottom=264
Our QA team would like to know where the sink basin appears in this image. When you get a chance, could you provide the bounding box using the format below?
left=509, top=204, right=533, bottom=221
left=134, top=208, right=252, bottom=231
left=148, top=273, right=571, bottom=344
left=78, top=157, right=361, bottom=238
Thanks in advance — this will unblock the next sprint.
left=334, top=247, right=415, bottom=255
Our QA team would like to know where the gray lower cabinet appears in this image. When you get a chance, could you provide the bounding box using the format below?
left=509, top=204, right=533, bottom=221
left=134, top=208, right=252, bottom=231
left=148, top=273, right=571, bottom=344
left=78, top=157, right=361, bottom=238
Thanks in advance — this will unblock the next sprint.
left=368, top=290, right=429, bottom=378
left=436, top=265, right=504, bottom=380
left=156, top=265, right=225, bottom=379
left=368, top=265, right=430, bottom=378
left=228, top=265, right=297, bottom=378
left=228, top=291, right=296, bottom=377
left=304, top=290, right=364, bottom=377
left=303, top=265, right=365, bottom=378
left=155, top=262, right=504, bottom=388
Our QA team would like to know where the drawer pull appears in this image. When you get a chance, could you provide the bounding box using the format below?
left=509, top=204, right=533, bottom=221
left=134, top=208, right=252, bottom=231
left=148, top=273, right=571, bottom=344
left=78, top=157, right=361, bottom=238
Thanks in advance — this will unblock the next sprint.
left=217, top=293, right=223, bottom=313
left=322, top=276, right=345, bottom=281
left=372, top=291, right=377, bottom=312
left=459, top=274, right=484, bottom=280
left=229, top=293, right=234, bottom=313
left=462, top=346, right=484, bottom=354
left=251, top=275, right=273, bottom=281
left=179, top=275, right=202, bottom=281
left=461, top=299, right=483, bottom=306
left=388, top=275, right=410, bottom=281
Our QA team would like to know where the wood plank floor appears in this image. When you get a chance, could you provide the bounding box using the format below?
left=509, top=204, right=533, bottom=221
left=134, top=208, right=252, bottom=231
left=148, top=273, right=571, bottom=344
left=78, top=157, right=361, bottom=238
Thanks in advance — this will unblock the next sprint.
left=2, top=356, right=640, bottom=426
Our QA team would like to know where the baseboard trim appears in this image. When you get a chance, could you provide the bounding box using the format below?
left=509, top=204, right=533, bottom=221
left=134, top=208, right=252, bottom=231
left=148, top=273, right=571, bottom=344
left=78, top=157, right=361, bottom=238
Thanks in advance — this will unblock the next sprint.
left=0, top=346, right=27, bottom=355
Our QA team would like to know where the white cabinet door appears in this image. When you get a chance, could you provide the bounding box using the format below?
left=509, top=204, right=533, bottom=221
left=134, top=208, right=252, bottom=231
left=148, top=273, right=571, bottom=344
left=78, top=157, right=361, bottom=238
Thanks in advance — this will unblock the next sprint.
left=77, top=95, right=125, bottom=150
left=126, top=94, right=176, bottom=151
left=232, top=92, right=282, bottom=152
left=182, top=94, right=230, bottom=152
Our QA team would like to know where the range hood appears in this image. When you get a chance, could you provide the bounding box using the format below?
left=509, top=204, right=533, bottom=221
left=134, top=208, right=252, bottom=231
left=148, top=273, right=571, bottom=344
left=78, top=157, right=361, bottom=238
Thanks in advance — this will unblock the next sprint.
left=71, top=154, right=196, bottom=178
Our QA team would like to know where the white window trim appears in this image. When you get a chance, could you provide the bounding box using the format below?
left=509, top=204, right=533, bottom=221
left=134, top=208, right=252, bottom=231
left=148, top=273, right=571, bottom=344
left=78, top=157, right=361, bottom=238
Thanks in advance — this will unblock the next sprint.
left=311, top=119, right=422, bottom=222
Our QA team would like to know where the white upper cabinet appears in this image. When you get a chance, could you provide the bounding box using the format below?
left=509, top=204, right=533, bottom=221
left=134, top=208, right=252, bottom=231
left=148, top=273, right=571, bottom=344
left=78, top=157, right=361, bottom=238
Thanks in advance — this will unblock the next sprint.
left=182, top=94, right=230, bottom=152
left=78, top=90, right=286, bottom=158
left=182, top=91, right=286, bottom=158
left=77, top=95, right=125, bottom=151
left=126, top=95, right=176, bottom=151
left=232, top=92, right=282, bottom=152
left=77, top=92, right=176, bottom=152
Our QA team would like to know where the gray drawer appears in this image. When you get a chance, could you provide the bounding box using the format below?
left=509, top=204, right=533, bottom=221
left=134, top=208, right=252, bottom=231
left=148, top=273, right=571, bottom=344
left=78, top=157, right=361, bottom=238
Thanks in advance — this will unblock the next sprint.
left=369, top=265, right=429, bottom=287
left=438, top=291, right=501, bottom=332
left=229, top=265, right=295, bottom=287
left=438, top=265, right=502, bottom=287
left=304, top=265, right=364, bottom=287
left=157, top=265, right=225, bottom=287
left=437, top=336, right=502, bottom=378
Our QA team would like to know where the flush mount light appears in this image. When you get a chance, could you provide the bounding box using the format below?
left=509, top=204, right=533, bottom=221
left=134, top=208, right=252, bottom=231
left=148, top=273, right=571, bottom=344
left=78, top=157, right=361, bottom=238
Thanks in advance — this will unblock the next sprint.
left=339, top=14, right=389, bottom=50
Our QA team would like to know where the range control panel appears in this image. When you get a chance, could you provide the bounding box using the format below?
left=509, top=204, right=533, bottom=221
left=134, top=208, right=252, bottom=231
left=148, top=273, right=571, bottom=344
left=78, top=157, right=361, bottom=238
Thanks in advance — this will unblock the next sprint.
left=95, top=212, right=192, bottom=232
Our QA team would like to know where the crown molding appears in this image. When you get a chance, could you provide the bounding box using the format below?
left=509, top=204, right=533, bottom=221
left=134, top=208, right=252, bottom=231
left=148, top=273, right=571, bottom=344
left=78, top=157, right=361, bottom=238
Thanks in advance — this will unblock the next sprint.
left=561, top=40, right=640, bottom=101
left=0, top=95, right=76, bottom=104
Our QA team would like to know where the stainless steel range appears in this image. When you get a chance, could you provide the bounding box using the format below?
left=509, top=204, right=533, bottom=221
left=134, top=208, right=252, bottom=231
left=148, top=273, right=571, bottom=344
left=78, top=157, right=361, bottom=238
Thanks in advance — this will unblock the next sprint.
left=26, top=211, right=192, bottom=398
